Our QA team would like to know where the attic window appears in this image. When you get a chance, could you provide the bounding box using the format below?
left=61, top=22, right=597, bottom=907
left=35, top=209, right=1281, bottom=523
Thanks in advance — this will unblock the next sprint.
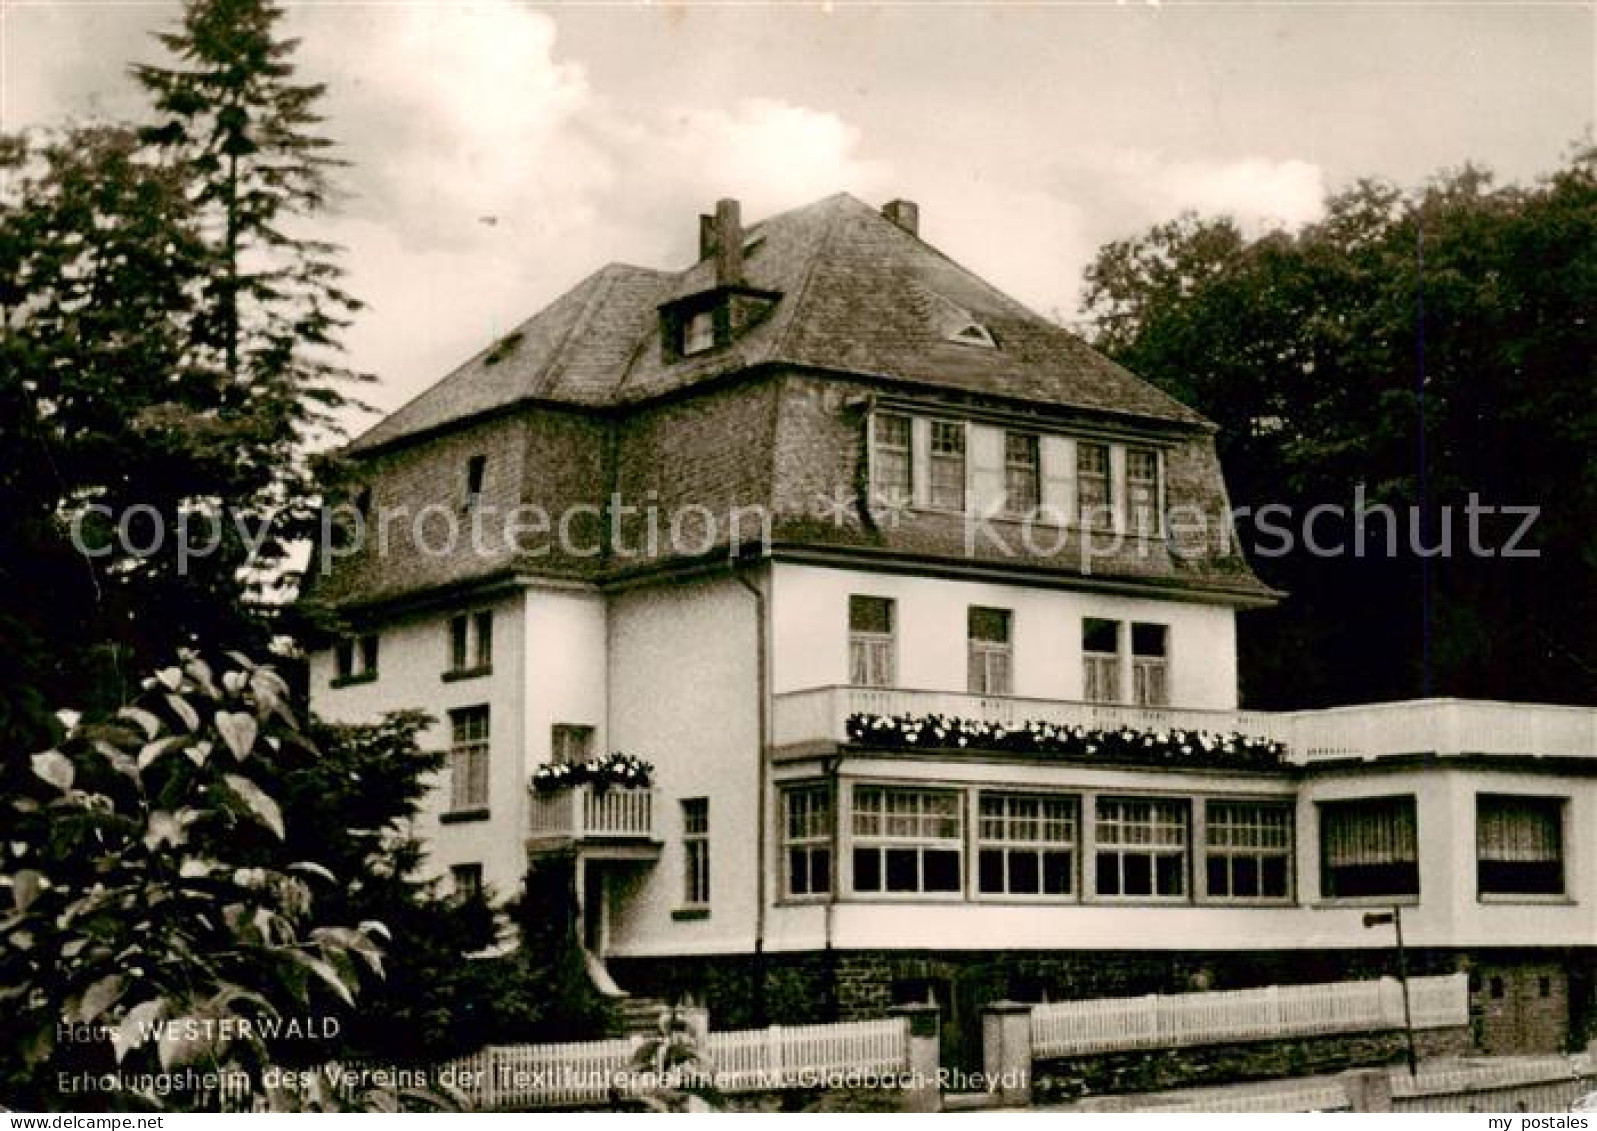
left=684, top=310, right=716, bottom=356
left=484, top=330, right=523, bottom=366
left=950, top=322, right=997, bottom=348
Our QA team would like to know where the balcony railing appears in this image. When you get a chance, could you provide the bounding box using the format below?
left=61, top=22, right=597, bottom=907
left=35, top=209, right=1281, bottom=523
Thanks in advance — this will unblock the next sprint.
left=527, top=784, right=657, bottom=843
left=772, top=686, right=1597, bottom=764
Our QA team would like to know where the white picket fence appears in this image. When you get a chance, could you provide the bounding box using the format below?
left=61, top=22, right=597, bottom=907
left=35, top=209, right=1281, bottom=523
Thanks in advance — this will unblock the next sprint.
left=1032, top=973, right=1468, bottom=1059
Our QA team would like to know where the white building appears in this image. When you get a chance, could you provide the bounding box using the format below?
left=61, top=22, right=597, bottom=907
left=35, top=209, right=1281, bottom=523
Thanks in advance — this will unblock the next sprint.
left=309, top=194, right=1597, bottom=1060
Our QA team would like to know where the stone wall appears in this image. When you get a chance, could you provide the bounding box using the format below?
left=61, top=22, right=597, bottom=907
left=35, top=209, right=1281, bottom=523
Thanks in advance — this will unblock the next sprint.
left=1032, top=1027, right=1472, bottom=1104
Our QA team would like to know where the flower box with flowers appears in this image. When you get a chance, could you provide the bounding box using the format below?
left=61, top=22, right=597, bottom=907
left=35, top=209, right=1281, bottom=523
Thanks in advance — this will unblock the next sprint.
left=844, top=712, right=1287, bottom=771
left=530, top=752, right=655, bottom=794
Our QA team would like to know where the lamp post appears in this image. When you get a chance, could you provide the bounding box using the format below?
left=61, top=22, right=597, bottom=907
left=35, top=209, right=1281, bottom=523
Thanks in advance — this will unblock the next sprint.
left=1364, top=905, right=1418, bottom=1076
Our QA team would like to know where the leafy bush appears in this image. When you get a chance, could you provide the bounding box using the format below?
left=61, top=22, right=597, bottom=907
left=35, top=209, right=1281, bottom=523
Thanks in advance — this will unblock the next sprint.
left=1, top=652, right=386, bottom=1110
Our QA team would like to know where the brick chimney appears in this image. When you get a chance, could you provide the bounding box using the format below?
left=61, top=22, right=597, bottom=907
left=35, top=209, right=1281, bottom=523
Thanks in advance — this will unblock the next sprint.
left=882, top=199, right=919, bottom=237
left=698, top=198, right=744, bottom=286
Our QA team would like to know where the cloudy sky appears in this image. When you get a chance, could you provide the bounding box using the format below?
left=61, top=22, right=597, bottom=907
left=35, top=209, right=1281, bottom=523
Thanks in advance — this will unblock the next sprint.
left=6, top=1, right=1592, bottom=430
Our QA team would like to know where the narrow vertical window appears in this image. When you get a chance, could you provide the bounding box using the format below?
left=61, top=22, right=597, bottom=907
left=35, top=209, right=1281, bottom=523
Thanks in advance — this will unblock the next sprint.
left=449, top=615, right=470, bottom=673
left=1077, top=441, right=1112, bottom=528
left=448, top=706, right=491, bottom=813
left=682, top=798, right=710, bottom=908
left=464, top=454, right=487, bottom=508
left=967, top=606, right=1013, bottom=696
left=928, top=420, right=966, bottom=510
left=446, top=611, right=493, bottom=675
left=1127, top=447, right=1160, bottom=535
left=334, top=633, right=378, bottom=684
left=1003, top=433, right=1040, bottom=516
left=473, top=610, right=494, bottom=669
left=1082, top=618, right=1122, bottom=704
left=1131, top=622, right=1169, bottom=707
left=782, top=784, right=833, bottom=898
left=872, top=414, right=913, bottom=502
left=849, top=595, right=896, bottom=688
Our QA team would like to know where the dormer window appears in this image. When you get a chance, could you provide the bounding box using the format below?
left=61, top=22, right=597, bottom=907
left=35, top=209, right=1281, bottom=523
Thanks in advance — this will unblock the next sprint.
left=950, top=322, right=996, bottom=348
left=684, top=310, right=716, bottom=356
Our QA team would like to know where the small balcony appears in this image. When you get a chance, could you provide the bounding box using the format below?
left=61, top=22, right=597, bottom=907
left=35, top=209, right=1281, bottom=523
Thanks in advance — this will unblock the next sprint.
left=772, top=686, right=1597, bottom=765
left=527, top=784, right=660, bottom=856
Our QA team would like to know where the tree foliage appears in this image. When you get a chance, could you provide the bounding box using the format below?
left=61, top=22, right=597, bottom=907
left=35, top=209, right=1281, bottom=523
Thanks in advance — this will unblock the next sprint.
left=1081, top=154, right=1597, bottom=707
left=0, top=652, right=386, bottom=1110
left=0, top=0, right=366, bottom=751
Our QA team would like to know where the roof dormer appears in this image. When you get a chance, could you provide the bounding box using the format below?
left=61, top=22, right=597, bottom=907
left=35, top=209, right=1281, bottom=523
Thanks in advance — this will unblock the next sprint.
left=660, top=197, right=781, bottom=362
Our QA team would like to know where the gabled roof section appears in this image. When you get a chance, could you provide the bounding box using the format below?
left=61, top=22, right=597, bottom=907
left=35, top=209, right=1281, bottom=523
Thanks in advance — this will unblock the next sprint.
left=348, top=192, right=1206, bottom=454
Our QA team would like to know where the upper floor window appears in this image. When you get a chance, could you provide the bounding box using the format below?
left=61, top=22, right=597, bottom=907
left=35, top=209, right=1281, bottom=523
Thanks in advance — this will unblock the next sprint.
left=551, top=724, right=594, bottom=765
left=1082, top=618, right=1121, bottom=704
left=1205, top=801, right=1292, bottom=900
left=334, top=633, right=379, bottom=685
left=684, top=310, right=716, bottom=356
left=851, top=786, right=962, bottom=895
left=928, top=420, right=966, bottom=511
left=849, top=595, right=896, bottom=688
left=978, top=793, right=1077, bottom=898
left=451, top=863, right=484, bottom=902
left=1131, top=623, right=1170, bottom=707
left=447, top=610, right=493, bottom=676
left=1320, top=796, right=1418, bottom=899
left=464, top=454, right=487, bottom=508
left=871, top=414, right=913, bottom=502
left=967, top=606, right=1013, bottom=696
left=782, top=784, right=833, bottom=899
left=1077, top=441, right=1112, bottom=528
left=682, top=798, right=711, bottom=907
left=1095, top=797, right=1187, bottom=899
left=1477, top=794, right=1564, bottom=897
left=1126, top=447, right=1161, bottom=535
left=448, top=706, right=491, bottom=814
left=1003, top=433, right=1040, bottom=516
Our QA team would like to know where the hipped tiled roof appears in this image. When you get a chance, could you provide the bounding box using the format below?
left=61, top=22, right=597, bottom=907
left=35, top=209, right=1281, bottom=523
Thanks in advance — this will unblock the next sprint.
left=348, top=193, right=1206, bottom=454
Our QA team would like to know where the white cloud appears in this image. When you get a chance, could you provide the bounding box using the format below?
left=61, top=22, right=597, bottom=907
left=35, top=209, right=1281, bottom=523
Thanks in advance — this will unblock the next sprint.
left=289, top=3, right=891, bottom=423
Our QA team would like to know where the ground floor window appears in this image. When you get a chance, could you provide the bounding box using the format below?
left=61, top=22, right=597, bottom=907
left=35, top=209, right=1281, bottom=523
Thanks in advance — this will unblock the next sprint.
left=1205, top=800, right=1292, bottom=900
left=1477, top=794, right=1564, bottom=896
left=977, top=793, right=1077, bottom=897
left=1094, top=797, right=1188, bottom=898
left=852, top=786, right=962, bottom=894
left=1320, top=795, right=1418, bottom=898
left=782, top=783, right=833, bottom=898
left=682, top=798, right=710, bottom=908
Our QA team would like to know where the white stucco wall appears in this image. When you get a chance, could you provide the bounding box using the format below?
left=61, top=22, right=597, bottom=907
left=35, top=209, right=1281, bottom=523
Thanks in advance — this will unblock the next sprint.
left=308, top=590, right=532, bottom=898
left=770, top=562, right=1239, bottom=709
left=604, top=572, right=764, bottom=958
